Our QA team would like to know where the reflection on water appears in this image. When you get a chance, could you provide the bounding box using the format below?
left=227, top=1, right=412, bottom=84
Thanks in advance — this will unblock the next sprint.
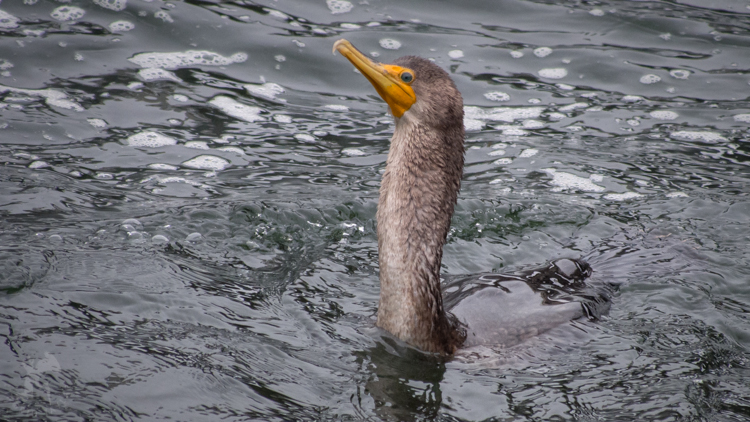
left=1, top=0, right=750, bottom=420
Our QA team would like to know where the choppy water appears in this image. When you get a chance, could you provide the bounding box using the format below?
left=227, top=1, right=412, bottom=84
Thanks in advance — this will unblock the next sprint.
left=1, top=0, right=749, bottom=420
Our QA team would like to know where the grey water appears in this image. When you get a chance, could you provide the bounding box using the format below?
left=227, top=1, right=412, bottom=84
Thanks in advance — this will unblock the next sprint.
left=1, top=0, right=749, bottom=420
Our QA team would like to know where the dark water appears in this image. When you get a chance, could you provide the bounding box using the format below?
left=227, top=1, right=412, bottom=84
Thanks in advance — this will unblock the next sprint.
left=2, top=0, right=750, bottom=420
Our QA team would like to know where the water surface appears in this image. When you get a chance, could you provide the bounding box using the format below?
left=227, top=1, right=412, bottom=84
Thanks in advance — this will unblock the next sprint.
left=1, top=0, right=750, bottom=420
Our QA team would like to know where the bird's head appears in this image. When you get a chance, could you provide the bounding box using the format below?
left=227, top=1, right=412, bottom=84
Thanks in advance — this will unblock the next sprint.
left=333, top=39, right=463, bottom=129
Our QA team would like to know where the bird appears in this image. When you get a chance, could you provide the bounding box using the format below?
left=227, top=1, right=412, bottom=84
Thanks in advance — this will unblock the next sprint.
left=333, top=39, right=604, bottom=355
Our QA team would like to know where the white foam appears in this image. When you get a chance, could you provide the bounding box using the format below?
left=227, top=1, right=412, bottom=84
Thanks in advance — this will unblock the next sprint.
left=510, top=51, right=524, bottom=58
left=464, top=118, right=485, bottom=132
left=0, top=10, right=20, bottom=29
left=209, top=96, right=264, bottom=122
left=152, top=235, right=169, bottom=243
left=669, top=69, right=690, bottom=80
left=0, top=85, right=84, bottom=112
left=184, top=141, right=209, bottom=150
left=649, top=110, right=678, bottom=120
left=138, top=68, right=182, bottom=82
left=95, top=0, right=127, bottom=11
left=148, top=163, right=178, bottom=170
left=484, top=91, right=510, bottom=102
left=604, top=192, right=643, bottom=201
left=548, top=112, right=565, bottom=120
left=557, top=83, right=575, bottom=91
left=670, top=131, right=727, bottom=143
left=181, top=155, right=230, bottom=171
left=217, top=146, right=245, bottom=155
left=379, top=39, right=401, bottom=50
left=154, top=10, right=173, bottom=23
left=340, top=23, right=361, bottom=29
left=342, top=148, right=366, bottom=156
left=494, top=158, right=513, bottom=165
left=519, top=148, right=538, bottom=158
left=127, top=131, right=177, bottom=148
left=464, top=106, right=545, bottom=123
left=488, top=149, right=505, bottom=156
left=172, top=94, right=189, bottom=102
left=109, top=20, right=134, bottom=32
left=522, top=120, right=544, bottom=129
left=500, top=127, right=527, bottom=136
left=538, top=68, right=567, bottom=79
left=622, top=95, right=645, bottom=103
left=29, top=160, right=49, bottom=169
left=733, top=114, right=750, bottom=123
left=558, top=102, right=588, bottom=112
left=186, top=232, right=203, bottom=242
left=543, top=169, right=605, bottom=192
left=640, top=74, right=661, bottom=84
left=273, top=114, right=292, bottom=123
left=244, top=82, right=284, bottom=100
left=129, top=50, right=247, bottom=69
left=533, top=47, right=553, bottom=58
left=324, top=104, right=349, bottom=111
left=666, top=191, right=688, bottom=198
left=51, top=6, right=85, bottom=21
left=448, top=50, right=464, bottom=59
left=327, top=0, right=353, bottom=14
left=589, top=9, right=605, bottom=16
left=88, top=118, right=107, bottom=128
left=294, top=134, right=316, bottom=142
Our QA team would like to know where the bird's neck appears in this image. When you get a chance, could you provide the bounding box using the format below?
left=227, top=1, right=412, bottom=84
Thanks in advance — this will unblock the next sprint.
left=375, top=115, right=465, bottom=354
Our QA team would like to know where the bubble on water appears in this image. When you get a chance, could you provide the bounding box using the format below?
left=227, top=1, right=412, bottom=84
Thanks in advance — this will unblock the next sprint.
left=294, top=134, right=316, bottom=143
left=519, top=148, right=539, bottom=158
left=324, top=104, right=349, bottom=111
left=342, top=148, right=366, bottom=156
left=543, top=168, right=605, bottom=192
left=154, top=10, right=174, bottom=23
left=209, top=96, right=264, bottom=122
left=622, top=95, right=644, bottom=103
left=274, top=114, right=292, bottom=123
left=538, top=68, right=567, bottom=79
left=494, top=158, right=513, bottom=165
left=488, top=149, right=505, bottom=156
left=51, top=6, right=85, bottom=21
left=670, top=131, right=727, bottom=143
left=379, top=39, right=401, bottom=50
left=604, top=192, right=643, bottom=201
left=464, top=118, right=485, bottom=132
left=589, top=9, right=605, bottom=16
left=49, top=234, right=63, bottom=243
left=327, top=0, right=353, bottom=14
left=465, top=106, right=545, bottom=123
left=558, top=102, right=588, bottom=112
left=148, top=163, right=178, bottom=170
left=649, top=110, right=678, bottom=120
left=0, top=85, right=84, bottom=111
left=734, top=114, right=750, bottom=123
left=639, top=74, right=661, bottom=84
left=533, top=47, right=553, bottom=58
left=95, top=0, right=127, bottom=11
left=244, top=82, right=284, bottom=100
left=181, top=155, right=230, bottom=171
left=129, top=50, right=247, bottom=69
left=127, top=131, right=177, bottom=148
left=217, top=146, right=245, bottom=155
left=0, top=10, right=20, bottom=29
left=448, top=50, right=464, bottom=59
left=152, top=234, right=169, bottom=243
left=669, top=69, right=690, bottom=80
left=87, top=118, right=107, bottom=128
left=185, top=232, right=203, bottom=242
left=96, top=172, right=114, bottom=179
left=28, top=160, right=49, bottom=169
left=666, top=191, right=688, bottom=198
left=484, top=91, right=510, bottom=102
left=510, top=50, right=524, bottom=58
left=138, top=68, right=182, bottom=82
left=184, top=141, right=209, bottom=150
left=109, top=20, right=135, bottom=32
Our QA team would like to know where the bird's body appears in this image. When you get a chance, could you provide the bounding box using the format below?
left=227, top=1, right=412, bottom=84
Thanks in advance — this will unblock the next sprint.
left=333, top=39, right=603, bottom=355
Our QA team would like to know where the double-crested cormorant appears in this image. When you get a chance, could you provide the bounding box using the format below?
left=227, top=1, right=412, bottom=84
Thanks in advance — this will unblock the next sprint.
left=333, top=39, right=599, bottom=355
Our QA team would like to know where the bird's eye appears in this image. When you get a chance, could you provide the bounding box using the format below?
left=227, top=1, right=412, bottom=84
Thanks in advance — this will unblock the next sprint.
left=400, top=72, right=414, bottom=83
